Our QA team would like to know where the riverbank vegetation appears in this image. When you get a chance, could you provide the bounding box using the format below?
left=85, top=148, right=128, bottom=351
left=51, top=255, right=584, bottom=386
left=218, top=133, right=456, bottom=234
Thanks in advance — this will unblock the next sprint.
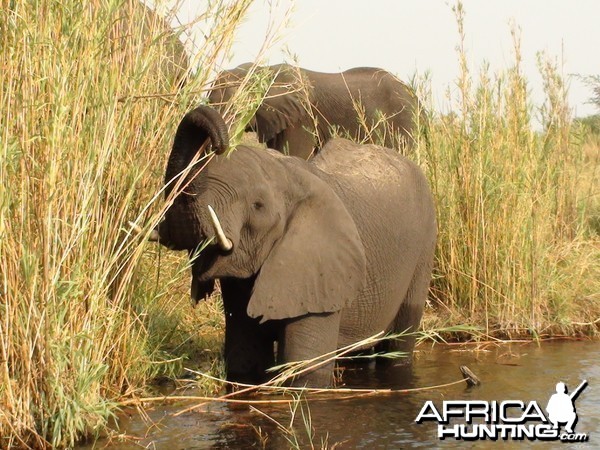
left=1, top=0, right=598, bottom=447
left=421, top=5, right=600, bottom=338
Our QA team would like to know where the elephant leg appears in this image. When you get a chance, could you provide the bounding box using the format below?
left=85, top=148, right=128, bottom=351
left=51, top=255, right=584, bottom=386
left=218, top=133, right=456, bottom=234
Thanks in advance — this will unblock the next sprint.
left=220, top=278, right=276, bottom=385
left=376, top=250, right=434, bottom=368
left=268, top=128, right=317, bottom=159
left=278, top=311, right=341, bottom=387
left=286, top=127, right=319, bottom=159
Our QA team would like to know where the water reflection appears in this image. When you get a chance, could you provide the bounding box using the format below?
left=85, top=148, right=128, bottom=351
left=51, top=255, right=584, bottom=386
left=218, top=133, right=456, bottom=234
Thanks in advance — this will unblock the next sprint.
left=80, top=340, right=599, bottom=449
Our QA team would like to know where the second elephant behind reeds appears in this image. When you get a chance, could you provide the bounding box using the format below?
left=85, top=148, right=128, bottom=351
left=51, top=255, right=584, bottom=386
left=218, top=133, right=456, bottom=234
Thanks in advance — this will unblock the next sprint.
left=208, top=64, right=424, bottom=159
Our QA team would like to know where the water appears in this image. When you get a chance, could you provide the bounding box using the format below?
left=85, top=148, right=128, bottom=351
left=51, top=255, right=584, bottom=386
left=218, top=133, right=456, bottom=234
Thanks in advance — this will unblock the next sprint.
left=82, top=340, right=599, bottom=448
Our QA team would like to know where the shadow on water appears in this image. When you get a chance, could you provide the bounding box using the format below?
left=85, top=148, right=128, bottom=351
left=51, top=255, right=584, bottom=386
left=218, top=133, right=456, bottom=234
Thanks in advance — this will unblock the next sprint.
left=80, top=340, right=599, bottom=449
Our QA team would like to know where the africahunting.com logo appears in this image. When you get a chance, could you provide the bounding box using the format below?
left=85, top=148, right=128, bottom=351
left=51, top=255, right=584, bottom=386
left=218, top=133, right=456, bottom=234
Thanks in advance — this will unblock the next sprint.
left=415, top=380, right=589, bottom=443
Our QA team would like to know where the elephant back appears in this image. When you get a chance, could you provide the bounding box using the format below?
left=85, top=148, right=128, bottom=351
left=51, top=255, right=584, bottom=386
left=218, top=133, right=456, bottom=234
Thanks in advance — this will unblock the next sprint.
left=312, top=138, right=436, bottom=247
left=312, top=138, right=436, bottom=335
left=106, top=0, right=189, bottom=87
left=316, top=68, right=422, bottom=151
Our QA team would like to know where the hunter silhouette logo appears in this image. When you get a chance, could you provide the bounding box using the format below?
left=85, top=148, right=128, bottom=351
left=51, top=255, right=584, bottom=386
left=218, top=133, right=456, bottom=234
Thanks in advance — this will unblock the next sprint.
left=415, top=379, right=590, bottom=442
left=546, top=380, right=587, bottom=434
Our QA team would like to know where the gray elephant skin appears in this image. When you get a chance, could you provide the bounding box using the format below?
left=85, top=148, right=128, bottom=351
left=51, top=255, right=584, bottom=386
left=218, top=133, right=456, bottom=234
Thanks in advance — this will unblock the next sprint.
left=107, top=1, right=189, bottom=86
left=155, top=106, right=437, bottom=387
left=208, top=64, right=423, bottom=159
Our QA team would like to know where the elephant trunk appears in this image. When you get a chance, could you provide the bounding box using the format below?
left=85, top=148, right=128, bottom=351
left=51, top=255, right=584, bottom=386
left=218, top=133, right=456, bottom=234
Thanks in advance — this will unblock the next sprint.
left=164, top=106, right=230, bottom=196
left=159, top=106, right=230, bottom=250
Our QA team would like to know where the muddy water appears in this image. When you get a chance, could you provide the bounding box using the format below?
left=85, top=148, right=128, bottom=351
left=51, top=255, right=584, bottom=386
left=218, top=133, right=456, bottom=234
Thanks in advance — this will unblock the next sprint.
left=83, top=340, right=599, bottom=449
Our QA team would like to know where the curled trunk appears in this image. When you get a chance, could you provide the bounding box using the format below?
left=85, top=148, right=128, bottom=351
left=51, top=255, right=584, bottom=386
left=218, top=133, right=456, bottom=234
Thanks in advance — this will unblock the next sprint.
left=164, top=106, right=230, bottom=196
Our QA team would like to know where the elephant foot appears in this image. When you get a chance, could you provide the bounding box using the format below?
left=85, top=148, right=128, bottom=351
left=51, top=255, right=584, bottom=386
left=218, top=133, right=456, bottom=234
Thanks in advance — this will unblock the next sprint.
left=225, top=370, right=271, bottom=391
left=285, top=364, right=334, bottom=388
left=376, top=353, right=413, bottom=369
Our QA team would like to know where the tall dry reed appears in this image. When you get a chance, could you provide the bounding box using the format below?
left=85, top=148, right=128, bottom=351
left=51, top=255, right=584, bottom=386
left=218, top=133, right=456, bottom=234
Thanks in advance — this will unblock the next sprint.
left=0, top=0, right=256, bottom=447
left=420, top=3, right=599, bottom=337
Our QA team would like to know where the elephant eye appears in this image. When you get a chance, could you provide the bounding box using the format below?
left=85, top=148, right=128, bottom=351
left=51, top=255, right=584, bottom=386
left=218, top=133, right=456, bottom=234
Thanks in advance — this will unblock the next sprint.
left=252, top=201, right=265, bottom=210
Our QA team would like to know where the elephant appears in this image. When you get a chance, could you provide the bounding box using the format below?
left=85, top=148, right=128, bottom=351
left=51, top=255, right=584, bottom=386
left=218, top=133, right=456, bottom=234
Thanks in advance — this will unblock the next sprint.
left=108, top=0, right=189, bottom=87
left=208, top=63, right=424, bottom=159
left=153, top=105, right=437, bottom=387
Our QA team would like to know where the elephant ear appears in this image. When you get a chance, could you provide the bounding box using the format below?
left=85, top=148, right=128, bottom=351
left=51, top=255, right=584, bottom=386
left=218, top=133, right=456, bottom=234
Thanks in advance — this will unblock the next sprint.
left=255, top=93, right=308, bottom=143
left=255, top=69, right=312, bottom=143
left=247, top=168, right=367, bottom=323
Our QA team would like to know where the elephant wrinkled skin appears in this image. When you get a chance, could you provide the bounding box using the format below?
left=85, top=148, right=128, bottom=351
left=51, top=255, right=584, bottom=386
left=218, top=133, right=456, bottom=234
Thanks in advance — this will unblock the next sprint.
left=208, top=64, right=424, bottom=159
left=155, top=106, right=436, bottom=387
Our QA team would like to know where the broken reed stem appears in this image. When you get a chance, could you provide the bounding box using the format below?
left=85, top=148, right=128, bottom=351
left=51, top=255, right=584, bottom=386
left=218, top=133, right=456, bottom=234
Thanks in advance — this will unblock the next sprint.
left=436, top=336, right=590, bottom=346
left=119, top=377, right=470, bottom=410
left=169, top=331, right=388, bottom=416
left=165, top=331, right=477, bottom=417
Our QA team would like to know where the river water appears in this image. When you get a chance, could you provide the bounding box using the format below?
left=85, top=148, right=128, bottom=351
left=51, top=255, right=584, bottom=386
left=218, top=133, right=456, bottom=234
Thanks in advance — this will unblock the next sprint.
left=82, top=340, right=599, bottom=449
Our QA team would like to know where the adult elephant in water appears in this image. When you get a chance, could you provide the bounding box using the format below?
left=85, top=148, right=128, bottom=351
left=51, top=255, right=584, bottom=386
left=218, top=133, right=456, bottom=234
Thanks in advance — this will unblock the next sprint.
left=147, top=105, right=437, bottom=387
left=208, top=63, right=424, bottom=159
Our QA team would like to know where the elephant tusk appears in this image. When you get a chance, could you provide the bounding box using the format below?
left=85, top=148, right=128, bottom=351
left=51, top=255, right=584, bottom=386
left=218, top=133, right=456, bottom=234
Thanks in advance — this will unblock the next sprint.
left=129, top=221, right=159, bottom=242
left=207, top=205, right=233, bottom=251
left=148, top=228, right=160, bottom=242
left=129, top=221, right=143, bottom=234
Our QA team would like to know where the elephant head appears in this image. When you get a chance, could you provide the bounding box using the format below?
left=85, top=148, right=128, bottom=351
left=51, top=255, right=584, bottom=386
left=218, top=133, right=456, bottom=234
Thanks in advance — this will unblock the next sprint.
left=207, top=64, right=311, bottom=146
left=157, top=105, right=367, bottom=322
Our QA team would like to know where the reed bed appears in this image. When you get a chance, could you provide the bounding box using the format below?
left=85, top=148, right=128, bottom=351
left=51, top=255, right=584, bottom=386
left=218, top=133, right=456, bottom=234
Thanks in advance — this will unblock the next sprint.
left=0, top=0, right=256, bottom=447
left=1, top=0, right=599, bottom=447
left=420, top=4, right=599, bottom=338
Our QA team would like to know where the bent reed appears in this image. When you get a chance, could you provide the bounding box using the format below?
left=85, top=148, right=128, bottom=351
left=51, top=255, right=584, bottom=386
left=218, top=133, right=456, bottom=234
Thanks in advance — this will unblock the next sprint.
left=0, top=0, right=598, bottom=447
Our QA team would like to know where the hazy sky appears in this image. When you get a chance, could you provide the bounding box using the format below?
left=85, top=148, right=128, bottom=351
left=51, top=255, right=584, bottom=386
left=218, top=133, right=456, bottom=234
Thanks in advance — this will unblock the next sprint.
left=177, top=0, right=599, bottom=117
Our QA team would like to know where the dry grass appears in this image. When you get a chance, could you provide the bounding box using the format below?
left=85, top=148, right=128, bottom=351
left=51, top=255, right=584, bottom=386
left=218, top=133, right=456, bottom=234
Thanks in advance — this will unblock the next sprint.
left=418, top=4, right=600, bottom=338
left=0, top=0, right=255, bottom=447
